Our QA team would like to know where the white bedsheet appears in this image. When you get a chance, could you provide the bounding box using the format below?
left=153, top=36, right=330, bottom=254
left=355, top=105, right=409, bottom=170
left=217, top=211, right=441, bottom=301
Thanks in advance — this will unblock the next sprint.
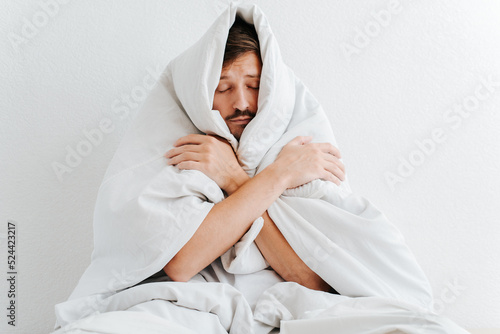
left=53, top=275, right=467, bottom=334
left=53, top=3, right=469, bottom=333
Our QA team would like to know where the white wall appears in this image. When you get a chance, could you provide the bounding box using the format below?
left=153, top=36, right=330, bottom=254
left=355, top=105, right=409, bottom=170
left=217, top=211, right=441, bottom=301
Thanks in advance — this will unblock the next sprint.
left=1, top=0, right=499, bottom=333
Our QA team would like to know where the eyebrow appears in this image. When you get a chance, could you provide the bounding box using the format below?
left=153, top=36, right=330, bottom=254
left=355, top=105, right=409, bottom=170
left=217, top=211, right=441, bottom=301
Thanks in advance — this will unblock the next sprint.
left=219, top=74, right=260, bottom=80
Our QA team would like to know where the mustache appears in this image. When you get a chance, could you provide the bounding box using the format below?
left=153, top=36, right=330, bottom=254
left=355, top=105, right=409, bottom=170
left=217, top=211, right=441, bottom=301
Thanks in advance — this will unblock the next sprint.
left=225, top=109, right=256, bottom=121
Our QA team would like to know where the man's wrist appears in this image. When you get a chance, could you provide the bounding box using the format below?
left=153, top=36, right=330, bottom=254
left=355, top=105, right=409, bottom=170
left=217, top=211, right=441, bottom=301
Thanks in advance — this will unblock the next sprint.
left=225, top=170, right=250, bottom=196
left=261, top=161, right=289, bottom=193
left=224, top=162, right=289, bottom=197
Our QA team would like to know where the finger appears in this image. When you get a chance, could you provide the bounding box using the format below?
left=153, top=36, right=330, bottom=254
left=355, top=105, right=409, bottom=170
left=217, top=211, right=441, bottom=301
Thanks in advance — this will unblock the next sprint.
left=174, top=134, right=208, bottom=147
left=323, top=159, right=345, bottom=182
left=323, top=153, right=345, bottom=174
left=175, top=160, right=199, bottom=171
left=321, top=169, right=342, bottom=186
left=165, top=144, right=202, bottom=158
left=316, top=143, right=341, bottom=158
left=326, top=165, right=344, bottom=182
left=168, top=152, right=201, bottom=166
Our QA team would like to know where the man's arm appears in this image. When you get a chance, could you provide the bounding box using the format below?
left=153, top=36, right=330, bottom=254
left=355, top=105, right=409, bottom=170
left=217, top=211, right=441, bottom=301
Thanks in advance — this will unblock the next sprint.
left=163, top=159, right=288, bottom=283
left=224, top=167, right=332, bottom=291
left=162, top=135, right=344, bottom=291
left=255, top=211, right=332, bottom=291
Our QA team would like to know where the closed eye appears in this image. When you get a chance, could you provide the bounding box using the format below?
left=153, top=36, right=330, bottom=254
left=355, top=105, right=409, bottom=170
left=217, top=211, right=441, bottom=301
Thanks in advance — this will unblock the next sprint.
left=217, top=86, right=259, bottom=93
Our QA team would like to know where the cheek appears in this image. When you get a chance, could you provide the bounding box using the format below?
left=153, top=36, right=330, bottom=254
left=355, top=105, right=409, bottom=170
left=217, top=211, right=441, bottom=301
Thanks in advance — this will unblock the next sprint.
left=251, top=91, right=259, bottom=106
left=213, top=95, right=229, bottom=117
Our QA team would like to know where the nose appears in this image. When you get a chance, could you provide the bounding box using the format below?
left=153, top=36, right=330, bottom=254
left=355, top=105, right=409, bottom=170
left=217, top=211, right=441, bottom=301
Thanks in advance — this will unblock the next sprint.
left=232, top=86, right=251, bottom=111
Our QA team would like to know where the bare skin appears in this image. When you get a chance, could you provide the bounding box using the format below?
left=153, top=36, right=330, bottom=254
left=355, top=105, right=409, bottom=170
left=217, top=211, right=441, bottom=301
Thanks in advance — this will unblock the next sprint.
left=162, top=52, right=346, bottom=292
left=212, top=52, right=261, bottom=141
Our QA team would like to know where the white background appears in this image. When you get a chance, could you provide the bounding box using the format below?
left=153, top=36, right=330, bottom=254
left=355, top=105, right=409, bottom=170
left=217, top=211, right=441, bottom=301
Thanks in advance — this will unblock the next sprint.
left=1, top=0, right=499, bottom=333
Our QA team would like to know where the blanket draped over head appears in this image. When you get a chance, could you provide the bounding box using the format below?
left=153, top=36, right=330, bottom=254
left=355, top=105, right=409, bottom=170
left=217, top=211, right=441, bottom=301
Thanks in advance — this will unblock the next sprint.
left=54, top=3, right=469, bottom=334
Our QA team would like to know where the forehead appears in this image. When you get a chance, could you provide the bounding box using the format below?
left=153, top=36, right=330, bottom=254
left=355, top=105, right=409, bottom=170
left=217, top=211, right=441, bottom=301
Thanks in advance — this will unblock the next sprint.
left=219, top=52, right=262, bottom=80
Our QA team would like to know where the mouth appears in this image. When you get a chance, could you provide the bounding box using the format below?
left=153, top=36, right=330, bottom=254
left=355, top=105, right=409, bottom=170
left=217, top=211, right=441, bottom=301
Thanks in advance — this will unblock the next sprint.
left=229, top=116, right=253, bottom=125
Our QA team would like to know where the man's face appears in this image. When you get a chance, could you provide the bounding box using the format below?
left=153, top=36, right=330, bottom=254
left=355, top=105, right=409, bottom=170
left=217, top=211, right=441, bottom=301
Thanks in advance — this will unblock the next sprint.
left=212, top=51, right=262, bottom=140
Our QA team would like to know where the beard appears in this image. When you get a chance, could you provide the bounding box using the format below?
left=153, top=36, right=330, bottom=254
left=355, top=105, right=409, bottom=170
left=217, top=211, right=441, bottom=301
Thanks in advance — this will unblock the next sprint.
left=225, top=109, right=256, bottom=141
left=225, top=108, right=256, bottom=121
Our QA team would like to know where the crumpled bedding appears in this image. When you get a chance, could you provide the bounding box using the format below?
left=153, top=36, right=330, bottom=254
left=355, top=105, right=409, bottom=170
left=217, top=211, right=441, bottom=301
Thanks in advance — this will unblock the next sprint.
left=53, top=3, right=469, bottom=333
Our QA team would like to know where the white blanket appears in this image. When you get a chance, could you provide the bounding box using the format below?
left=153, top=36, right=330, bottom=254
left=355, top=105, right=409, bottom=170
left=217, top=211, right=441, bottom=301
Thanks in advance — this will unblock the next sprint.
left=53, top=3, right=468, bottom=333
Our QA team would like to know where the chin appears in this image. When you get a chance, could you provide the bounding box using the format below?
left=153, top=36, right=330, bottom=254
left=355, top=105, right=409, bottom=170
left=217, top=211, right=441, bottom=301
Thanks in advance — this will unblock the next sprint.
left=230, top=128, right=245, bottom=141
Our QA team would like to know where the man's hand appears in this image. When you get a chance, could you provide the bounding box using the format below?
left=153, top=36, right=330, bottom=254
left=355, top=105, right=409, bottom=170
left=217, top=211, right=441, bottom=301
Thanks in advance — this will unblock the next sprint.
left=272, top=136, right=345, bottom=189
left=165, top=134, right=249, bottom=195
left=163, top=135, right=346, bottom=286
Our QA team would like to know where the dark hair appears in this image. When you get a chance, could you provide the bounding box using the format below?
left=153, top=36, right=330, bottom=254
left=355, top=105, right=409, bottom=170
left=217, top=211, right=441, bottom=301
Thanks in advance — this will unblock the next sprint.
left=223, top=15, right=261, bottom=68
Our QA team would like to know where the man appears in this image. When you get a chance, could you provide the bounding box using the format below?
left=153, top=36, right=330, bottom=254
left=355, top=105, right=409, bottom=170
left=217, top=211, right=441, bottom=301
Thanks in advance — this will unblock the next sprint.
left=162, top=16, right=345, bottom=292
left=54, top=5, right=469, bottom=333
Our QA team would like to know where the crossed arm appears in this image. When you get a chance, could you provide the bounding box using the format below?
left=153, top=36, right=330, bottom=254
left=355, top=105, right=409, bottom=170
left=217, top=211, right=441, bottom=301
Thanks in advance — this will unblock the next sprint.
left=162, top=134, right=345, bottom=291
